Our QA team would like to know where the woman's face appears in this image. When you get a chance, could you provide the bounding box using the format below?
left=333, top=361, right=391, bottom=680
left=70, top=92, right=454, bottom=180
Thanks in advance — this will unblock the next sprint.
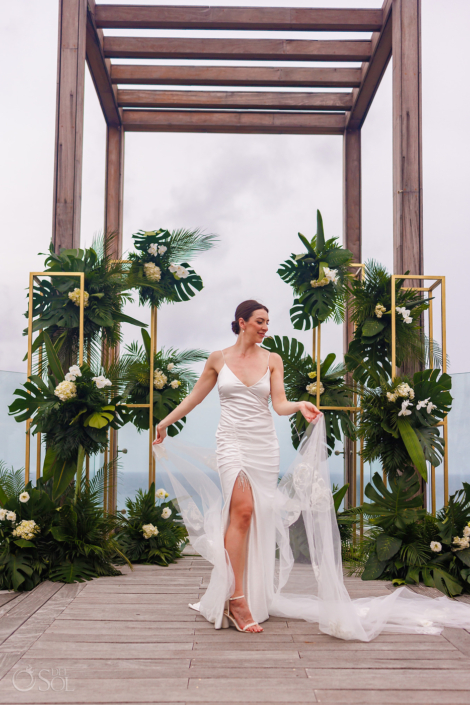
left=240, top=309, right=269, bottom=342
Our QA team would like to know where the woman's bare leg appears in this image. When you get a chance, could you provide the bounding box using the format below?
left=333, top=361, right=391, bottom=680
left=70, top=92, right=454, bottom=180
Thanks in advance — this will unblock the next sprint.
left=224, top=472, right=263, bottom=633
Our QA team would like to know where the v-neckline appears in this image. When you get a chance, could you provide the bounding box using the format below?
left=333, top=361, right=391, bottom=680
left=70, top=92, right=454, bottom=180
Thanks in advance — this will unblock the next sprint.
left=222, top=363, right=270, bottom=389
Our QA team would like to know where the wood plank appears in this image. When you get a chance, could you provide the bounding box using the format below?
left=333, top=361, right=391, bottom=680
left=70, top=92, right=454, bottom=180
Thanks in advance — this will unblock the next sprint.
left=346, top=0, right=393, bottom=129
left=52, top=0, right=87, bottom=251
left=95, top=5, right=383, bottom=32
left=111, top=65, right=362, bottom=89
left=104, top=36, right=372, bottom=62
left=117, top=90, right=353, bottom=112
left=314, top=691, right=470, bottom=704
left=104, top=123, right=124, bottom=257
left=0, top=581, right=64, bottom=645
left=85, top=3, right=120, bottom=127
left=122, top=110, right=346, bottom=135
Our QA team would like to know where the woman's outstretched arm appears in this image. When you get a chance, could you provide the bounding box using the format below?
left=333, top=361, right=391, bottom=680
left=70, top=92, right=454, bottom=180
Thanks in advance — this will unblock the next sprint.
left=269, top=353, right=322, bottom=424
left=153, top=351, right=221, bottom=444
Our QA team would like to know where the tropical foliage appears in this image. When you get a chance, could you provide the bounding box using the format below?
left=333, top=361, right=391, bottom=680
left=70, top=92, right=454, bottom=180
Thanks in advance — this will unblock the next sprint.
left=262, top=335, right=356, bottom=453
left=119, top=329, right=208, bottom=435
left=0, top=463, right=129, bottom=591
left=115, top=483, right=188, bottom=566
left=127, top=228, right=217, bottom=308
left=358, top=369, right=452, bottom=481
left=345, top=260, right=432, bottom=387
left=8, top=332, right=125, bottom=500
left=27, top=236, right=146, bottom=371
left=352, top=471, right=470, bottom=597
left=277, top=210, right=353, bottom=330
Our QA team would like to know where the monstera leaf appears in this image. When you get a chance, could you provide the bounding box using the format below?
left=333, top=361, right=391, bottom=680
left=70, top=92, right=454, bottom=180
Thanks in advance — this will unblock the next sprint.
left=363, top=468, right=426, bottom=531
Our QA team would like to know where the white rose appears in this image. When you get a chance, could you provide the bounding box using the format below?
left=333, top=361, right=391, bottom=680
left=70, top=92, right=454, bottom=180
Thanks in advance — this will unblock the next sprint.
left=54, top=380, right=77, bottom=402
left=158, top=245, right=167, bottom=255
left=156, top=488, right=166, bottom=499
left=0, top=509, right=7, bottom=520
left=142, top=523, right=159, bottom=539
left=430, top=541, right=442, bottom=553
left=92, top=375, right=112, bottom=389
left=153, top=370, right=168, bottom=390
left=6, top=511, right=16, bottom=521
left=170, top=379, right=181, bottom=389
left=162, top=507, right=172, bottom=519
left=167, top=363, right=175, bottom=371
left=306, top=382, right=325, bottom=396
left=19, top=492, right=30, bottom=503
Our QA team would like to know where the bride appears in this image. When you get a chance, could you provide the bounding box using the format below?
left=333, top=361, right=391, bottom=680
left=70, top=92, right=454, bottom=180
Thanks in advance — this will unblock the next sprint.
left=153, top=300, right=470, bottom=641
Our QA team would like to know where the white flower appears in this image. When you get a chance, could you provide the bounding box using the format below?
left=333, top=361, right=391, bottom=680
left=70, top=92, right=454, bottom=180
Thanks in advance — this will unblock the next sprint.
left=386, top=391, right=398, bottom=403
left=12, top=519, right=40, bottom=541
left=143, top=262, right=162, bottom=282
left=416, top=397, right=430, bottom=410
left=162, top=507, right=172, bottom=519
left=171, top=264, right=189, bottom=279
left=398, top=400, right=413, bottom=417
left=153, top=369, right=168, bottom=389
left=430, top=541, right=442, bottom=552
left=306, top=382, right=325, bottom=396
left=404, top=317, right=413, bottom=324
left=54, top=380, right=77, bottom=402
left=64, top=372, right=76, bottom=382
left=142, top=523, right=159, bottom=539
left=452, top=536, right=470, bottom=551
left=6, top=511, right=16, bottom=521
left=68, top=288, right=89, bottom=308
left=148, top=243, right=158, bottom=256
left=396, top=306, right=412, bottom=324
left=323, top=267, right=338, bottom=284
left=167, top=363, right=175, bottom=371
left=426, top=401, right=437, bottom=415
left=463, top=526, right=470, bottom=538
left=19, top=492, right=30, bottom=503
left=0, top=509, right=7, bottom=520
left=156, top=488, right=167, bottom=499
left=170, top=379, right=181, bottom=389
left=396, top=383, right=415, bottom=400
left=69, top=365, right=81, bottom=377
left=158, top=245, right=167, bottom=255
left=374, top=303, right=386, bottom=318
left=169, top=263, right=178, bottom=273
left=92, top=375, right=112, bottom=389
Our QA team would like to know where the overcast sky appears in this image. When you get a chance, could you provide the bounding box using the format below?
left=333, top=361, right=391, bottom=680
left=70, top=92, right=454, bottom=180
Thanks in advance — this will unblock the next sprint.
left=1, top=0, right=469, bottom=375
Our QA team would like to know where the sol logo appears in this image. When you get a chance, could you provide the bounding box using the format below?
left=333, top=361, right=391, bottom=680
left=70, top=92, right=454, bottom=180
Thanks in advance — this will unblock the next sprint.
left=12, top=665, right=75, bottom=692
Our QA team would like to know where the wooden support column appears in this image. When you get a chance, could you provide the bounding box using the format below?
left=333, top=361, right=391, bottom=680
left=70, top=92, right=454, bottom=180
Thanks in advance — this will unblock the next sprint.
left=343, top=126, right=362, bottom=508
left=104, top=124, right=125, bottom=259
left=392, top=0, right=423, bottom=277
left=52, top=0, right=87, bottom=251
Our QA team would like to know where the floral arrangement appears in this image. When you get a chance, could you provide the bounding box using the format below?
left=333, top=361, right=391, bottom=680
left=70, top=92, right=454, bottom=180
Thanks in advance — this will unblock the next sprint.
left=127, top=227, right=217, bottom=308
left=261, top=336, right=356, bottom=453
left=119, top=329, right=208, bottom=436
left=9, top=333, right=125, bottom=500
left=352, top=471, right=470, bottom=597
left=345, top=260, right=433, bottom=387
left=358, top=369, right=452, bottom=481
left=115, top=483, right=188, bottom=566
left=0, top=462, right=129, bottom=591
left=277, top=210, right=353, bottom=330
left=28, top=235, right=146, bottom=373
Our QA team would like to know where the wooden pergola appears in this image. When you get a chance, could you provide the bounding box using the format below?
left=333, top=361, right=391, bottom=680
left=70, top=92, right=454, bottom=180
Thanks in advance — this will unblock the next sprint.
left=52, top=0, right=423, bottom=502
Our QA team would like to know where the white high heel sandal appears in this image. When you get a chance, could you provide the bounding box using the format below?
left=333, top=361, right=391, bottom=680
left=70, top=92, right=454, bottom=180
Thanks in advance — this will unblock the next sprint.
left=223, top=595, right=262, bottom=633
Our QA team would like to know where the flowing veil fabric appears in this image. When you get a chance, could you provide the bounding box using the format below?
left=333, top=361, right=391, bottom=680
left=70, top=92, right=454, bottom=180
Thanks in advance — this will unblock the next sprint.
left=153, top=416, right=470, bottom=641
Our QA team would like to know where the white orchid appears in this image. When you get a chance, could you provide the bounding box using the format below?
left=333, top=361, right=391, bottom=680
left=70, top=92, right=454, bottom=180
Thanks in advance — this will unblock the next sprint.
left=426, top=401, right=437, bottom=414
left=69, top=365, right=81, bottom=377
left=323, top=267, right=338, bottom=284
left=430, top=541, right=442, bottom=553
left=161, top=507, right=172, bottom=519
left=92, top=375, right=112, bottom=389
left=148, top=243, right=158, bottom=256
left=398, top=399, right=413, bottom=417
left=158, top=245, right=167, bottom=255
left=416, top=398, right=430, bottom=410
left=19, top=492, right=30, bottom=503
left=396, top=306, right=412, bottom=324
left=176, top=265, right=189, bottom=279
left=155, top=488, right=167, bottom=499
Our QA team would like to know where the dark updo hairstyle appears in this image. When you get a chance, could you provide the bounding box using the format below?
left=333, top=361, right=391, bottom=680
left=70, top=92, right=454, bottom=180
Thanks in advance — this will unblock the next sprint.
left=231, top=300, right=269, bottom=335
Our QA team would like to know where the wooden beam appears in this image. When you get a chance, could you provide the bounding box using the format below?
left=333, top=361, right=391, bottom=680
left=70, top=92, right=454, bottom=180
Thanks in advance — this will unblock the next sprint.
left=86, top=2, right=120, bottom=127
left=392, top=0, right=423, bottom=277
left=117, top=90, right=353, bottom=112
left=104, top=37, right=372, bottom=62
left=104, top=124, right=125, bottom=257
left=111, top=65, right=362, bottom=89
left=346, top=0, right=393, bottom=129
left=95, top=5, right=383, bottom=32
left=122, top=110, right=346, bottom=135
left=52, top=0, right=87, bottom=251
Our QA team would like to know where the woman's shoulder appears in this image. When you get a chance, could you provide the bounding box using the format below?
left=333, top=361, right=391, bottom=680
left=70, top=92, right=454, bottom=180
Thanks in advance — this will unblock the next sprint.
left=266, top=350, right=282, bottom=367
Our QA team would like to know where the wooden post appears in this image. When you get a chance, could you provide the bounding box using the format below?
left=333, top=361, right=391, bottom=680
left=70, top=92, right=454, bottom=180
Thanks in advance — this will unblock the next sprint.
left=104, top=124, right=125, bottom=258
left=52, top=0, right=87, bottom=251
left=343, top=126, right=362, bottom=508
left=392, top=0, right=423, bottom=278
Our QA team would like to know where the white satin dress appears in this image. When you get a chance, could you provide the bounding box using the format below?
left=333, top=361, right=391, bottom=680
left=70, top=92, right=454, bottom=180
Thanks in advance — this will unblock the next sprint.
left=214, top=351, right=279, bottom=625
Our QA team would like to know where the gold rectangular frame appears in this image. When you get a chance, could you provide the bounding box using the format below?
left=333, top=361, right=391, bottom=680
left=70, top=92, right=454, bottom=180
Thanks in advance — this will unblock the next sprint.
left=391, top=274, right=447, bottom=510
left=25, top=271, right=85, bottom=485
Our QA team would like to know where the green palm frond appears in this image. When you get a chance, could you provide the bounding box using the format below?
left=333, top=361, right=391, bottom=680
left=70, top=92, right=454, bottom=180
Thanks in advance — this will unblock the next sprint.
left=0, top=462, right=25, bottom=500
left=163, top=227, right=218, bottom=261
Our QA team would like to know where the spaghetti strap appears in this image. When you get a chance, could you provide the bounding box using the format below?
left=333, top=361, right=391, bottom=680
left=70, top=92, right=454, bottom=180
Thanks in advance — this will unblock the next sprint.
left=266, top=351, right=270, bottom=372
left=220, top=350, right=225, bottom=362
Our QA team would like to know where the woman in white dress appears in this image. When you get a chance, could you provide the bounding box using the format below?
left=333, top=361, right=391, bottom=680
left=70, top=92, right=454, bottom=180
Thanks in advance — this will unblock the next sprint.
left=153, top=300, right=320, bottom=633
left=153, top=300, right=470, bottom=641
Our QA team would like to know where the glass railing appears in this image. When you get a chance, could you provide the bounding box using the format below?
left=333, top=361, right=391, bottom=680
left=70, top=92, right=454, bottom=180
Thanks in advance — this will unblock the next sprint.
left=1, top=369, right=467, bottom=512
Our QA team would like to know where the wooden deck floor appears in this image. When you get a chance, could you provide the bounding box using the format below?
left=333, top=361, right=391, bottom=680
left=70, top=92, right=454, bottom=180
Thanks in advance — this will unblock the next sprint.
left=1, top=557, right=470, bottom=704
